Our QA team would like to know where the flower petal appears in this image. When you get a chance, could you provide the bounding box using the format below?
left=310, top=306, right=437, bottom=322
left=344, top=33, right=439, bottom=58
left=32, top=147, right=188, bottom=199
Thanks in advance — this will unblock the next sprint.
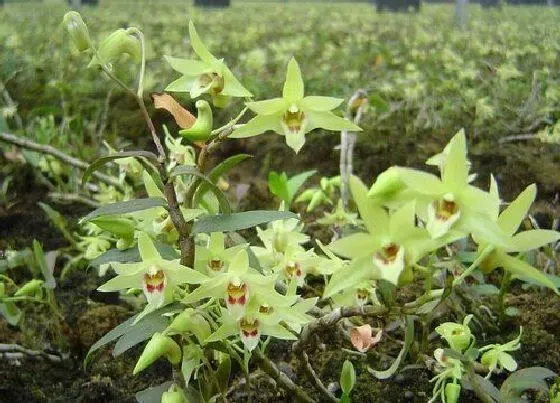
left=98, top=273, right=142, bottom=292
left=165, top=55, right=209, bottom=75
left=300, top=96, right=344, bottom=111
left=138, top=232, right=161, bottom=262
left=498, top=184, right=536, bottom=236
left=283, top=58, right=304, bottom=103
left=221, top=66, right=252, bottom=98
left=230, top=115, right=282, bottom=139
left=508, top=229, right=560, bottom=252
left=306, top=110, right=362, bottom=132
left=188, top=21, right=217, bottom=63
left=165, top=76, right=197, bottom=93
left=246, top=98, right=288, bottom=116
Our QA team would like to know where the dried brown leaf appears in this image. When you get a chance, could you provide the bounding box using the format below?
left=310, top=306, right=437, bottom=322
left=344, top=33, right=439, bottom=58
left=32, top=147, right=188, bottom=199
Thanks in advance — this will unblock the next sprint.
left=152, top=93, right=196, bottom=129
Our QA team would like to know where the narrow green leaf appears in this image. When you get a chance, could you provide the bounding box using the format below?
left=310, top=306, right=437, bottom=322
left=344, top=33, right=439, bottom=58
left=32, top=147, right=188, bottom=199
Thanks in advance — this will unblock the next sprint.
left=81, top=151, right=158, bottom=185
left=113, top=313, right=169, bottom=356
left=81, top=198, right=167, bottom=223
left=192, top=210, right=297, bottom=234
left=193, top=154, right=252, bottom=207
left=0, top=302, right=22, bottom=326
left=368, top=316, right=414, bottom=379
left=171, top=165, right=231, bottom=213
left=89, top=243, right=179, bottom=268
left=33, top=240, right=56, bottom=289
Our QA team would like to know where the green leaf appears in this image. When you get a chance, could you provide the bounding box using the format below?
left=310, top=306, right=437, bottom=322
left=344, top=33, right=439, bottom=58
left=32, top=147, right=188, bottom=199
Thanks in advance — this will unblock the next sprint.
left=90, top=217, right=135, bottom=237
left=467, top=372, right=500, bottom=402
left=193, top=154, right=252, bottom=207
left=33, top=240, right=56, bottom=289
left=113, top=313, right=169, bottom=356
left=0, top=302, right=22, bottom=326
left=38, top=202, right=74, bottom=245
left=368, top=316, right=414, bottom=379
left=215, top=354, right=231, bottom=394
left=283, top=58, right=304, bottom=102
left=268, top=171, right=290, bottom=204
left=85, top=304, right=177, bottom=368
left=170, top=165, right=231, bottom=214
left=81, top=151, right=158, bottom=185
left=81, top=198, right=167, bottom=223
left=287, top=170, right=316, bottom=203
left=136, top=381, right=174, bottom=403
left=89, top=243, right=179, bottom=268
left=192, top=210, right=297, bottom=234
left=340, top=360, right=356, bottom=394
left=500, top=367, right=557, bottom=402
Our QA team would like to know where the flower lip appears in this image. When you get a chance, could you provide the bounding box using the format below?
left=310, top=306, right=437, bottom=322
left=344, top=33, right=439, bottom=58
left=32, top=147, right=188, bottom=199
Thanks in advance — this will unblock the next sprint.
left=144, top=267, right=166, bottom=294
left=282, top=110, right=305, bottom=134
left=226, top=281, right=248, bottom=306
left=375, top=243, right=401, bottom=265
left=208, top=258, right=224, bottom=272
left=198, top=72, right=224, bottom=96
left=240, top=318, right=259, bottom=337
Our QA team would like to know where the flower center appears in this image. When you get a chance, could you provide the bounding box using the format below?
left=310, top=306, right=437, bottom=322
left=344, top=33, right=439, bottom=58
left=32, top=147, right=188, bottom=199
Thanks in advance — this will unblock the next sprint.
left=434, top=199, right=459, bottom=221
left=285, top=260, right=303, bottom=278
left=208, top=258, right=224, bottom=272
left=375, top=243, right=400, bottom=265
left=259, top=305, right=274, bottom=315
left=199, top=72, right=224, bottom=96
left=227, top=281, right=247, bottom=306
left=144, top=269, right=165, bottom=294
left=283, top=110, right=305, bottom=133
left=240, top=318, right=259, bottom=337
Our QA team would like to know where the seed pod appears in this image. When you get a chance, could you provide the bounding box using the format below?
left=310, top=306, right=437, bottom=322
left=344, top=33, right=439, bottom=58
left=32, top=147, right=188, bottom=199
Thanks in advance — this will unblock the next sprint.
left=133, top=333, right=181, bottom=374
left=95, top=28, right=141, bottom=66
left=63, top=12, right=91, bottom=52
left=179, top=100, right=213, bottom=141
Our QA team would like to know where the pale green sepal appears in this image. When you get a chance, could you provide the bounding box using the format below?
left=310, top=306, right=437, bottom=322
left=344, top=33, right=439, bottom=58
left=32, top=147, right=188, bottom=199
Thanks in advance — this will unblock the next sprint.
left=205, top=322, right=238, bottom=343
left=97, top=273, right=142, bottom=291
left=229, top=250, right=249, bottom=275
left=221, top=66, right=252, bottom=97
left=246, top=98, right=288, bottom=115
left=299, top=96, right=344, bottom=111
left=442, top=129, right=469, bottom=192
left=498, top=184, right=536, bottom=235
left=230, top=115, right=282, bottom=138
left=165, top=76, right=197, bottom=93
left=262, top=323, right=297, bottom=340
left=323, top=256, right=375, bottom=299
left=283, top=58, right=304, bottom=103
left=349, top=175, right=389, bottom=233
left=395, top=168, right=445, bottom=195
left=165, top=55, right=209, bottom=76
left=138, top=232, right=161, bottom=261
left=389, top=201, right=416, bottom=240
left=329, top=233, right=375, bottom=259
left=500, top=253, right=559, bottom=294
left=508, top=230, right=560, bottom=252
left=306, top=110, right=362, bottom=132
left=188, top=21, right=217, bottom=63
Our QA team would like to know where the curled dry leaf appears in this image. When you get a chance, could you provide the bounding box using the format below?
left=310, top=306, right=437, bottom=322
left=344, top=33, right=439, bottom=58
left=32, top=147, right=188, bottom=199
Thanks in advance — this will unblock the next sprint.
left=152, top=93, right=196, bottom=129
left=350, top=324, right=382, bottom=353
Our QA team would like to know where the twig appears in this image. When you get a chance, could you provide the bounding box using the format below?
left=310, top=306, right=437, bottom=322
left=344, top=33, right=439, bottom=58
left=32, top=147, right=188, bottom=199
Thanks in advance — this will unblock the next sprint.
left=302, top=351, right=338, bottom=403
left=498, top=133, right=538, bottom=143
left=48, top=192, right=100, bottom=208
left=0, top=343, right=62, bottom=363
left=0, top=80, right=23, bottom=130
left=0, top=132, right=123, bottom=189
left=254, top=349, right=316, bottom=403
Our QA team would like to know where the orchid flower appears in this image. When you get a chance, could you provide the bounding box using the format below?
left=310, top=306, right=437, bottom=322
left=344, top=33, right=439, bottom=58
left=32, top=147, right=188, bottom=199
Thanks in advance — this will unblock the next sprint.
left=231, top=58, right=362, bottom=153
left=435, top=315, right=473, bottom=353
left=182, top=249, right=283, bottom=319
left=98, top=232, right=207, bottom=319
left=479, top=328, right=522, bottom=378
left=473, top=178, right=560, bottom=293
left=165, top=21, right=252, bottom=107
left=325, top=176, right=444, bottom=294
left=393, top=130, right=508, bottom=244
left=194, top=232, right=248, bottom=276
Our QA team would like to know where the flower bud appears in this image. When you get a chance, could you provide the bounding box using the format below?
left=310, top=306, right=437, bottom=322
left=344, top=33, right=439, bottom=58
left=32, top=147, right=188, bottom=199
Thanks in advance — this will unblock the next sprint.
left=179, top=100, right=213, bottom=141
left=435, top=315, right=473, bottom=352
left=133, top=333, right=181, bottom=374
left=63, top=12, right=91, bottom=52
left=94, top=29, right=141, bottom=66
left=444, top=382, right=461, bottom=403
left=165, top=309, right=211, bottom=343
left=14, top=279, right=44, bottom=297
left=161, top=387, right=185, bottom=403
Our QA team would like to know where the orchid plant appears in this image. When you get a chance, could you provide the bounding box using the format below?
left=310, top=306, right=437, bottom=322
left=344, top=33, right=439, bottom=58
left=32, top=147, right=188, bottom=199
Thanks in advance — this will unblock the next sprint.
left=57, top=11, right=560, bottom=403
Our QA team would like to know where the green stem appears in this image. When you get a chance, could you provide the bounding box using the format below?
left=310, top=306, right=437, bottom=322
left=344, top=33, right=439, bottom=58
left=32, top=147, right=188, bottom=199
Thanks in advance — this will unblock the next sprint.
left=453, top=245, right=494, bottom=287
left=498, top=271, right=512, bottom=325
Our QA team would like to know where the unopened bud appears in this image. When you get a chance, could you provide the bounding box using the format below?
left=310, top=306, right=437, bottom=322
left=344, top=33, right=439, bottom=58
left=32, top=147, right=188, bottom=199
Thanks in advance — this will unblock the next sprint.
left=444, top=382, right=461, bottom=403
left=133, top=333, right=181, bottom=374
left=95, top=28, right=141, bottom=66
left=161, top=386, right=185, bottom=403
left=63, top=12, right=91, bottom=52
